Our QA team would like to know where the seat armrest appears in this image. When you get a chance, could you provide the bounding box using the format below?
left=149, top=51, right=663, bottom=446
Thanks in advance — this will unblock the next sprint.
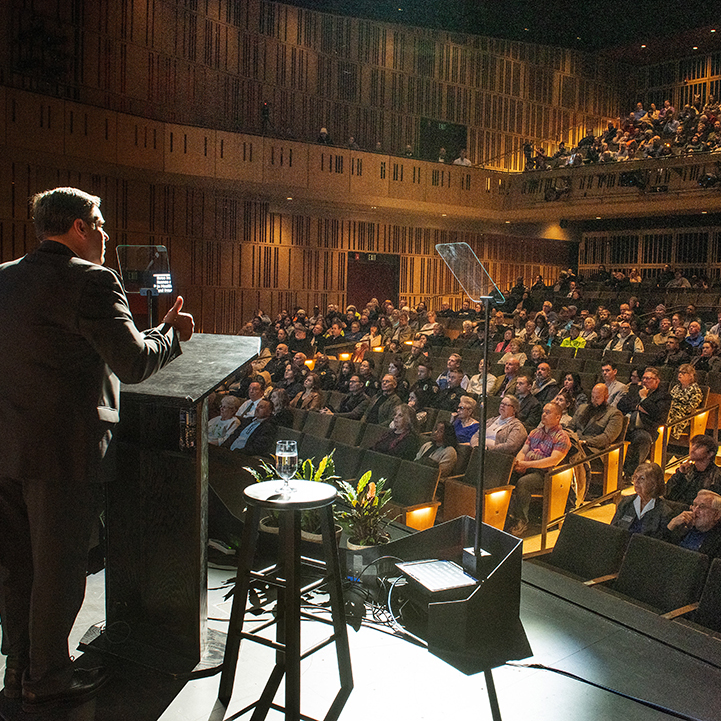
left=584, top=573, right=618, bottom=586
left=661, top=602, right=699, bottom=620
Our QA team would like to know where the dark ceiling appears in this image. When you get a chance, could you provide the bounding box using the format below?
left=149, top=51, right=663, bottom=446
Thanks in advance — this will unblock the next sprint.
left=286, top=0, right=719, bottom=55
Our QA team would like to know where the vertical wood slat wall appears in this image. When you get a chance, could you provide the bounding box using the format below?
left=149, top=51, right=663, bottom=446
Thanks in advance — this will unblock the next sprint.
left=0, top=156, right=571, bottom=333
left=579, top=228, right=721, bottom=282
left=5, top=0, right=622, bottom=172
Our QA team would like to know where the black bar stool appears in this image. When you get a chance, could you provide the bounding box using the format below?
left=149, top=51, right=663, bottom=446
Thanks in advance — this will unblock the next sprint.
left=219, top=480, right=353, bottom=721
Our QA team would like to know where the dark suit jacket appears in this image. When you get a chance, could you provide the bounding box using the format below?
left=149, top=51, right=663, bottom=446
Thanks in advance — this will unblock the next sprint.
left=0, top=241, right=180, bottom=485
left=611, top=496, right=673, bottom=538
left=335, top=391, right=370, bottom=420
left=517, top=393, right=541, bottom=431
left=618, top=386, right=672, bottom=434
left=223, top=416, right=278, bottom=457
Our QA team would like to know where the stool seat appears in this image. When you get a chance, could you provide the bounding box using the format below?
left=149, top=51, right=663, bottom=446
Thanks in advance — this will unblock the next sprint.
left=219, top=479, right=353, bottom=720
left=244, top=479, right=337, bottom=511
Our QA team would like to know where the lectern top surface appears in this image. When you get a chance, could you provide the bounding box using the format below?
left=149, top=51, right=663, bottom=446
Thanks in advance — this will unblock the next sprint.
left=120, top=333, right=261, bottom=404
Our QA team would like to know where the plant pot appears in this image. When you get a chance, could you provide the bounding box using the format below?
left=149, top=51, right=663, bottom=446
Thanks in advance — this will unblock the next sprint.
left=259, top=516, right=279, bottom=535
left=346, top=535, right=390, bottom=551
left=301, top=524, right=343, bottom=545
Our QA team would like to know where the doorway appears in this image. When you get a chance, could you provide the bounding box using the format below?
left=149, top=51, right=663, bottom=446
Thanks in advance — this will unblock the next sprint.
left=346, top=253, right=400, bottom=310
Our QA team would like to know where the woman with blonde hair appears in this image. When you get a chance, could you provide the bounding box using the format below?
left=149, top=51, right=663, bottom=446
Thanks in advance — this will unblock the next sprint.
left=668, top=364, right=703, bottom=440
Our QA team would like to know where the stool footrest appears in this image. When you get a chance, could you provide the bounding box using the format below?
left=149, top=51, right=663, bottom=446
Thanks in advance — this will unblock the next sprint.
left=239, top=631, right=284, bottom=652
left=248, top=571, right=333, bottom=596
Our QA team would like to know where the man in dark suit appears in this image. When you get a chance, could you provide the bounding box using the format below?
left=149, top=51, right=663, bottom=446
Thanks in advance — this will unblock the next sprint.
left=514, top=374, right=542, bottom=431
left=0, top=187, right=194, bottom=711
left=321, top=375, right=370, bottom=420
left=223, top=399, right=278, bottom=459
left=618, top=367, right=672, bottom=477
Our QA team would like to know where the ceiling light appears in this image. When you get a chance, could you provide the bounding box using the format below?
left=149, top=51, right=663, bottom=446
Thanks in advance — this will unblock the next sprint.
left=711, top=29, right=716, bottom=33
left=505, top=221, right=511, bottom=224
left=641, top=44, right=646, bottom=48
left=441, top=213, right=447, bottom=217
left=596, top=216, right=601, bottom=220
left=693, top=46, right=698, bottom=50
left=286, top=196, right=293, bottom=200
left=702, top=211, right=708, bottom=214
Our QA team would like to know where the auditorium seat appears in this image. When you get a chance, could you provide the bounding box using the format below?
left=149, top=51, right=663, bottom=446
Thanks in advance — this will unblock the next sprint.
left=529, top=513, right=631, bottom=582
left=601, top=534, right=709, bottom=615
left=330, top=417, right=364, bottom=446
left=386, top=460, right=441, bottom=530
left=302, top=411, right=334, bottom=438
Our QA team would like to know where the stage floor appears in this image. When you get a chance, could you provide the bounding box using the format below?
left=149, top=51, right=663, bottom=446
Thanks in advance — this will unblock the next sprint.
left=1, top=564, right=719, bottom=721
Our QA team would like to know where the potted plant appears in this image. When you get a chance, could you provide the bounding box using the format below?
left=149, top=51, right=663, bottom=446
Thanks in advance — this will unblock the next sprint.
left=245, top=453, right=342, bottom=540
left=336, top=472, right=393, bottom=549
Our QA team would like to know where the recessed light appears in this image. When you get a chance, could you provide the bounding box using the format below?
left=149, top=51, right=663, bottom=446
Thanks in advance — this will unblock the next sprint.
left=596, top=216, right=601, bottom=220
left=286, top=196, right=293, bottom=200
left=693, top=46, right=698, bottom=50
left=641, top=44, right=646, bottom=48
left=711, top=29, right=716, bottom=33
left=505, top=221, right=511, bottom=224
left=702, top=211, right=708, bottom=214
left=370, top=206, right=377, bottom=209
left=441, top=213, right=447, bottom=217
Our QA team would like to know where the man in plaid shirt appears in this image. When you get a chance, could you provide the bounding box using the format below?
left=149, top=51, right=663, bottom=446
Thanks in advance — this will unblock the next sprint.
left=505, top=402, right=571, bottom=537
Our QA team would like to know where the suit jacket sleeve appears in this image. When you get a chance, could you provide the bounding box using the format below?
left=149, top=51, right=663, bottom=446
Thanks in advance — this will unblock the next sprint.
left=78, top=265, right=180, bottom=385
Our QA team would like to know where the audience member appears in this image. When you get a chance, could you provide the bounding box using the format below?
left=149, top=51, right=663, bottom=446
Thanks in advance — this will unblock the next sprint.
left=415, top=421, right=458, bottom=478
left=490, top=358, right=521, bottom=396
left=667, top=364, right=703, bottom=440
left=436, top=353, right=469, bottom=390
left=209, top=396, right=241, bottom=446
left=664, top=490, right=721, bottom=559
left=453, top=149, right=472, bottom=166
left=532, top=362, right=559, bottom=405
left=476, top=395, right=528, bottom=454
left=665, top=435, right=721, bottom=505
left=224, top=399, right=277, bottom=458
left=467, top=358, right=497, bottom=396
left=611, top=462, right=672, bottom=537
left=321, top=375, right=370, bottom=420
left=601, top=361, right=627, bottom=407
left=514, top=373, right=542, bottom=431
left=372, top=404, right=420, bottom=459
left=235, top=380, right=267, bottom=421
left=451, top=395, right=479, bottom=444
left=268, top=387, right=293, bottom=427
left=618, top=367, right=672, bottom=478
left=358, top=358, right=381, bottom=397
left=653, top=335, right=690, bottom=368
left=505, top=402, right=572, bottom=536
left=561, top=372, right=588, bottom=411
left=605, top=320, right=644, bottom=354
left=363, top=374, right=402, bottom=425
left=567, top=383, right=624, bottom=451
left=692, top=338, right=721, bottom=373
left=290, top=372, right=324, bottom=410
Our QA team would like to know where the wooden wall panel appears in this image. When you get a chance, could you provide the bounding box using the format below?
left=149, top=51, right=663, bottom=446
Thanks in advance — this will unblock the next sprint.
left=306, top=146, right=351, bottom=197
left=116, top=115, right=165, bottom=171
left=5, top=90, right=65, bottom=155
left=388, top=160, right=425, bottom=202
left=263, top=139, right=308, bottom=189
left=64, top=102, right=118, bottom=165
left=164, top=124, right=216, bottom=177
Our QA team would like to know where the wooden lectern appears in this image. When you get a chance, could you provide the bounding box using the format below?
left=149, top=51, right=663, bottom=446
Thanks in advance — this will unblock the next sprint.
left=83, top=334, right=260, bottom=674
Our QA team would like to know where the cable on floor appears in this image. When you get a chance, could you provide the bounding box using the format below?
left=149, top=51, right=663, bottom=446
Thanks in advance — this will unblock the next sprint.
left=506, top=662, right=709, bottom=721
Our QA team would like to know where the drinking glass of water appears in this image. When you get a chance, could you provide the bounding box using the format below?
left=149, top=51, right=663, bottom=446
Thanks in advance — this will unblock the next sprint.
left=276, top=440, right=298, bottom=496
